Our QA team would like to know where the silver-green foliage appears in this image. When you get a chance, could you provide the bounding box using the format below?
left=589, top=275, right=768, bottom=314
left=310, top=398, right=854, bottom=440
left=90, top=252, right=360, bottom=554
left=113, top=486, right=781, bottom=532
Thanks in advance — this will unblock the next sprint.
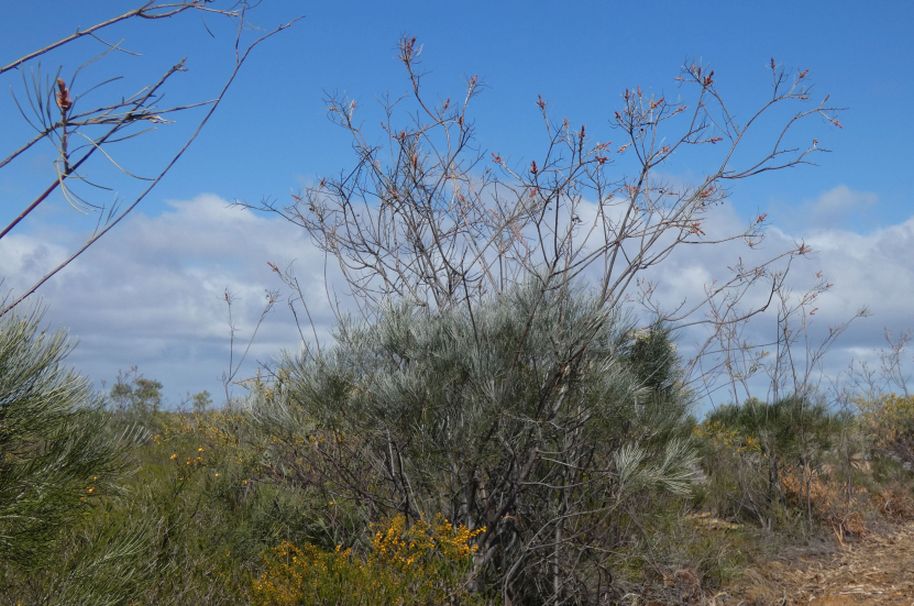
left=254, top=284, right=696, bottom=603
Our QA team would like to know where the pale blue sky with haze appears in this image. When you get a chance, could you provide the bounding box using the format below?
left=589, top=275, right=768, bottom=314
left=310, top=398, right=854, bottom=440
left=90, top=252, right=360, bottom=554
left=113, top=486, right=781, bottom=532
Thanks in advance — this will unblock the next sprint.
left=1, top=2, right=912, bottom=404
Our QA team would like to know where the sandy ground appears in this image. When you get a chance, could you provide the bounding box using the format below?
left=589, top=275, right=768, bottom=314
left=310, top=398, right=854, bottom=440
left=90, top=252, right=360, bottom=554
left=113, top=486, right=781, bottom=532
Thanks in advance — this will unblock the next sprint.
left=717, top=522, right=914, bottom=605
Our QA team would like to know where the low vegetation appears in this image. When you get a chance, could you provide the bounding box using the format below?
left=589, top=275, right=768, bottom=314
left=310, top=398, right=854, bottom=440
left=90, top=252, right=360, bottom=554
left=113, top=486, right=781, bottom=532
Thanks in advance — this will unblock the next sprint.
left=1, top=302, right=913, bottom=605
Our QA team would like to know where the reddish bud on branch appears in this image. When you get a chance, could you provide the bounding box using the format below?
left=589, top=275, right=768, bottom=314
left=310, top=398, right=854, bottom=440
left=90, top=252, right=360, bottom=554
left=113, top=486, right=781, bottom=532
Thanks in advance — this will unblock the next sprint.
left=697, top=185, right=716, bottom=200
left=55, top=78, right=72, bottom=113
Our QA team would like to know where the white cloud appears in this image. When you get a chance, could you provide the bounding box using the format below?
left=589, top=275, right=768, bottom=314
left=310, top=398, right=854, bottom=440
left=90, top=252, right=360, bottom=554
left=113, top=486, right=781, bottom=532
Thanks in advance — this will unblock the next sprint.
left=0, top=234, right=69, bottom=277
left=1, top=194, right=330, bottom=405
left=1, top=189, right=912, bottom=409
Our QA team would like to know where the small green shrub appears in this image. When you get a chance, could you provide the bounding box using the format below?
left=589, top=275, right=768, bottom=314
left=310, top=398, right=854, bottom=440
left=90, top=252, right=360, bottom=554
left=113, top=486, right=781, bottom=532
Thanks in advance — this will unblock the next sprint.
left=696, top=397, right=844, bottom=529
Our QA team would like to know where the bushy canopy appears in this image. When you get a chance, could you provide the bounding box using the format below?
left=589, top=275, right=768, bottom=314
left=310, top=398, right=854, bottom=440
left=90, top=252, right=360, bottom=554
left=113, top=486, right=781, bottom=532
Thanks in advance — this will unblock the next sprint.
left=253, top=284, right=696, bottom=602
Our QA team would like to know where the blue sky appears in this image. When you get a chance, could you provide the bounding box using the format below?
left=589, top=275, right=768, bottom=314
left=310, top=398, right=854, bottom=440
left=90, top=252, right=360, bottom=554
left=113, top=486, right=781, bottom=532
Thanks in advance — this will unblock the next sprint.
left=1, top=2, right=912, bottom=404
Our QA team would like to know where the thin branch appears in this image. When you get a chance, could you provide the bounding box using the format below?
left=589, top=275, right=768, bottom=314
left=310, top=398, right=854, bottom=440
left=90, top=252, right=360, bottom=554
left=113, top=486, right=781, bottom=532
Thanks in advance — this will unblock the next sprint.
left=0, top=17, right=300, bottom=319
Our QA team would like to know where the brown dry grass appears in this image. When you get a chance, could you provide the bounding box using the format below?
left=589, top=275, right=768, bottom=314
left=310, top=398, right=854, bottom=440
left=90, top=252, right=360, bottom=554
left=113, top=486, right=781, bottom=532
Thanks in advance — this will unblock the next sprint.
left=711, top=521, right=914, bottom=605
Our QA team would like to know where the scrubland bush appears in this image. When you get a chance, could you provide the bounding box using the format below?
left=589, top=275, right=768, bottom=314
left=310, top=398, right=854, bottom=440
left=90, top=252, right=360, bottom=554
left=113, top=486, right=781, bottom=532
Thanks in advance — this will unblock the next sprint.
left=248, top=284, right=697, bottom=603
left=696, top=397, right=842, bottom=529
left=237, top=37, right=854, bottom=601
left=860, top=394, right=914, bottom=472
left=0, top=327, right=296, bottom=606
left=693, top=390, right=914, bottom=547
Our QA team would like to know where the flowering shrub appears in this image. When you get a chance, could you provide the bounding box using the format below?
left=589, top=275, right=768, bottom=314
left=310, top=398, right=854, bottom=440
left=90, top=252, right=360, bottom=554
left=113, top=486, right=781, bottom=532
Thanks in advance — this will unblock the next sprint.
left=252, top=514, right=486, bottom=605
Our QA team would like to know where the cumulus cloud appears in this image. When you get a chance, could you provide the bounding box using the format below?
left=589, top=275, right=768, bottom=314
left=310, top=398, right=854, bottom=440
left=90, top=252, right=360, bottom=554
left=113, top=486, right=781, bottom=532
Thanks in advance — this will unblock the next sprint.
left=1, top=194, right=329, bottom=404
left=1, top=189, right=911, bottom=408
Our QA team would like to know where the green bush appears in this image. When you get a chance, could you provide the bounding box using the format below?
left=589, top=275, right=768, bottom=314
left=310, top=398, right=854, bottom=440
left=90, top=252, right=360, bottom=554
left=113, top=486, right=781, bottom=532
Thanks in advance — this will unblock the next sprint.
left=696, top=396, right=845, bottom=529
left=250, top=284, right=698, bottom=603
left=0, top=310, right=146, bottom=602
left=0, top=311, right=122, bottom=563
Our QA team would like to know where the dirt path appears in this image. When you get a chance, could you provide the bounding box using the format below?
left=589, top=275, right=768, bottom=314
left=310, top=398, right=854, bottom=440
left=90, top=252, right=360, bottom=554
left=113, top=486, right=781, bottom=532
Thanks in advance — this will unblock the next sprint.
left=724, top=522, right=914, bottom=605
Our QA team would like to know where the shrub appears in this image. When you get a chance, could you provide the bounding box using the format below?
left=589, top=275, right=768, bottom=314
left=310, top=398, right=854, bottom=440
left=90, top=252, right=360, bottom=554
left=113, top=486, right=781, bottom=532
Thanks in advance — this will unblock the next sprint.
left=861, top=394, right=914, bottom=471
left=252, top=514, right=486, bottom=605
left=0, top=310, right=151, bottom=604
left=251, top=284, right=697, bottom=603
left=697, top=396, right=843, bottom=529
left=0, top=310, right=126, bottom=566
